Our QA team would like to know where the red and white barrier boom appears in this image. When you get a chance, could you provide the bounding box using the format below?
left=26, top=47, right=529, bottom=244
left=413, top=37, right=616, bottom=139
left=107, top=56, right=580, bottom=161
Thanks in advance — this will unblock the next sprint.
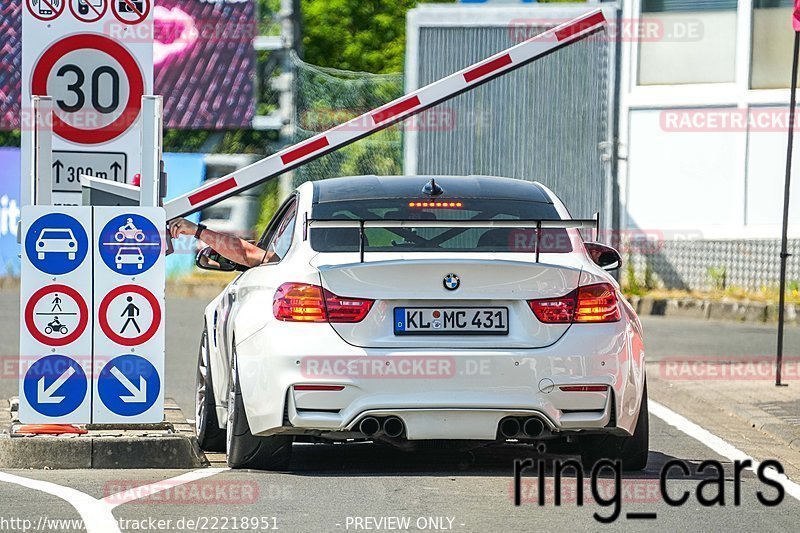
left=164, top=10, right=607, bottom=221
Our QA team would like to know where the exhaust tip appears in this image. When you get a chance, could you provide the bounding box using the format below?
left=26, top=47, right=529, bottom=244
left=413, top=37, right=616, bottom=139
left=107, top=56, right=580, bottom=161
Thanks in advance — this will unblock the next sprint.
left=523, top=418, right=545, bottom=438
left=383, top=417, right=404, bottom=438
left=499, top=417, right=521, bottom=438
left=359, top=416, right=380, bottom=437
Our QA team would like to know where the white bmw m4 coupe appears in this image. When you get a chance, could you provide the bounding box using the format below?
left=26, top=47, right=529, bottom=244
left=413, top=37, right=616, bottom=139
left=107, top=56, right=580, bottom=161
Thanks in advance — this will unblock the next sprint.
left=194, top=175, right=647, bottom=471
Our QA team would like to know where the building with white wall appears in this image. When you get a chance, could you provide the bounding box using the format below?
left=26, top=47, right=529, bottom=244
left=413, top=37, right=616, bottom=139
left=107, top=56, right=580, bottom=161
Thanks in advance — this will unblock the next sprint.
left=619, top=0, right=800, bottom=290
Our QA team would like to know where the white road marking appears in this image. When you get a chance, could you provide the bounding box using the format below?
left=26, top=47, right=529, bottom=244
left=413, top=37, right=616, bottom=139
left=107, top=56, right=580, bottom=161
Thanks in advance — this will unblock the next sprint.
left=103, top=467, right=229, bottom=508
left=0, top=471, right=120, bottom=533
left=649, top=399, right=800, bottom=502
left=0, top=467, right=229, bottom=532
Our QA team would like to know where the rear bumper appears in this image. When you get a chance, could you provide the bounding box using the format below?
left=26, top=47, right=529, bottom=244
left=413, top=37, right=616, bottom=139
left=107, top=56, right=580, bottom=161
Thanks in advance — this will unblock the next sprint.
left=288, top=403, right=613, bottom=441
left=235, top=319, right=644, bottom=439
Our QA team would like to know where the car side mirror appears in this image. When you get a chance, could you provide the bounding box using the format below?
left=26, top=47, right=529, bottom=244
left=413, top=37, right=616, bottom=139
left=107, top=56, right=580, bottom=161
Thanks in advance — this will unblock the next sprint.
left=585, top=242, right=622, bottom=271
left=195, top=246, right=245, bottom=272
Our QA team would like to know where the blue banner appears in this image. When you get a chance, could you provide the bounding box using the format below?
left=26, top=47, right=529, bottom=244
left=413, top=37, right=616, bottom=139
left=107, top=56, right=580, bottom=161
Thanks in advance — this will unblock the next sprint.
left=163, top=152, right=206, bottom=278
left=0, top=148, right=20, bottom=277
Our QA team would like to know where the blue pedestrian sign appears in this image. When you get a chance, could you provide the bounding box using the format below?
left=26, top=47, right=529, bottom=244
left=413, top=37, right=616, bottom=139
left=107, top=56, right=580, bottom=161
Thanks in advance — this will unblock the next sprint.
left=97, top=354, right=160, bottom=416
left=22, top=354, right=88, bottom=418
left=24, top=213, right=88, bottom=275
left=97, top=213, right=162, bottom=275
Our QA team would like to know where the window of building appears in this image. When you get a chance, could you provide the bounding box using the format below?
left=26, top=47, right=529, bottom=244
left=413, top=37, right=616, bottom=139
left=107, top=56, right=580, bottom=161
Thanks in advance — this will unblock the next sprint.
left=751, top=0, right=798, bottom=89
left=638, top=0, right=738, bottom=85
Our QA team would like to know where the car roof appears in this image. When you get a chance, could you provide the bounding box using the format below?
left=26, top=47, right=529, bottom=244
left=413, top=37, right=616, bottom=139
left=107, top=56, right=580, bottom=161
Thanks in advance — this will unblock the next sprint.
left=311, top=175, right=553, bottom=204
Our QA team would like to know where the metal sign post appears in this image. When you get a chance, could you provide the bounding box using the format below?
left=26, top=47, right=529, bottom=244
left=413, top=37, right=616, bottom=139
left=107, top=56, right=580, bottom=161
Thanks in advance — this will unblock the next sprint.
left=140, top=96, right=163, bottom=208
left=776, top=21, right=800, bottom=387
left=31, top=96, right=54, bottom=206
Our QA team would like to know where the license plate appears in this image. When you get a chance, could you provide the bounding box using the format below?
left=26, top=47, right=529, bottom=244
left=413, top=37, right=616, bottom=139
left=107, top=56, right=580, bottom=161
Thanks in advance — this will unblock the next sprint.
left=394, top=307, right=508, bottom=335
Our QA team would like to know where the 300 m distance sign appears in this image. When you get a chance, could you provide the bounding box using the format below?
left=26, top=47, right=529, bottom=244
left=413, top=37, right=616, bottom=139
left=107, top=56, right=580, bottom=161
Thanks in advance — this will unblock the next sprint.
left=31, top=34, right=144, bottom=145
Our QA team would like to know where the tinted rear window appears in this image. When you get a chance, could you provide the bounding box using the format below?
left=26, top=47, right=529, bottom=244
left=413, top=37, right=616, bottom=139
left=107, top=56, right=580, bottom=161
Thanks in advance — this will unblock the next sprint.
left=310, top=199, right=572, bottom=253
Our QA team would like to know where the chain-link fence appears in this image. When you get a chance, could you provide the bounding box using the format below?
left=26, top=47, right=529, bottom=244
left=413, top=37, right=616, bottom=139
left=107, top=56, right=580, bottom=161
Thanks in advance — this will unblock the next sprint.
left=628, top=239, right=800, bottom=292
left=291, top=52, right=405, bottom=187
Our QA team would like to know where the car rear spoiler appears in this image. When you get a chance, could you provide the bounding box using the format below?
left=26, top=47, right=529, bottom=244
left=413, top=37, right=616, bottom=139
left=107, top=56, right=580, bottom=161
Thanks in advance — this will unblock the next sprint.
left=303, top=214, right=600, bottom=263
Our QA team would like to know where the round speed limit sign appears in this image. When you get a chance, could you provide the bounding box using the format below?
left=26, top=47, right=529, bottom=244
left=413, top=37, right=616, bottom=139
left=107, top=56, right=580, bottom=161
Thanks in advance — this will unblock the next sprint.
left=31, top=34, right=144, bottom=145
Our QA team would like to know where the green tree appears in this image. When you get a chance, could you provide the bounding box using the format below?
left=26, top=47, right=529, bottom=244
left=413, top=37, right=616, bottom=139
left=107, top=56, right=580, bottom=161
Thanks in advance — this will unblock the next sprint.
left=301, top=0, right=454, bottom=74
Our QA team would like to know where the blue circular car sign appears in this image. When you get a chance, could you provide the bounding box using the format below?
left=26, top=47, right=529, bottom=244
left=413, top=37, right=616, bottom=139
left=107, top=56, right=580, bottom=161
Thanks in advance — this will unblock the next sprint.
left=23, top=354, right=88, bottom=417
left=97, top=354, right=160, bottom=416
left=97, top=214, right=162, bottom=275
left=24, top=213, right=88, bottom=275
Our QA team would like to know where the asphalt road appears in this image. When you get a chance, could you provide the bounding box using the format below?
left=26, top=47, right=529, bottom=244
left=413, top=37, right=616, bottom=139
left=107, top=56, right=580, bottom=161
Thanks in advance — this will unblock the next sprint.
left=1, top=289, right=799, bottom=532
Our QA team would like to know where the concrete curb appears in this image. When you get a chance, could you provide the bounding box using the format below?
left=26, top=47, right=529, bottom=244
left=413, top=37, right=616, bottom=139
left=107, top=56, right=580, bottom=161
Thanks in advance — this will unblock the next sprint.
left=732, top=403, right=800, bottom=453
left=0, top=398, right=209, bottom=469
left=628, top=296, right=796, bottom=325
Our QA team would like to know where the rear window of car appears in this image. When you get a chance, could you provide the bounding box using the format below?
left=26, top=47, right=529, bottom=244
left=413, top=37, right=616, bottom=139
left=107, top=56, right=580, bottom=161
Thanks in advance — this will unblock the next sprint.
left=310, top=199, right=572, bottom=253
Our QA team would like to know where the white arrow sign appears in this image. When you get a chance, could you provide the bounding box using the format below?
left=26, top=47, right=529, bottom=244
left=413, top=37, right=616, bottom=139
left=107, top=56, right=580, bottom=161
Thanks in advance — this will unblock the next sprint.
left=110, top=366, right=147, bottom=403
left=37, top=366, right=76, bottom=404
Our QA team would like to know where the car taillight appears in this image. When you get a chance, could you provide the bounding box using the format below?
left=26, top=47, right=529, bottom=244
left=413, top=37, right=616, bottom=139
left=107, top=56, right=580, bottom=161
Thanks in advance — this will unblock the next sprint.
left=528, top=283, right=620, bottom=324
left=273, top=283, right=326, bottom=322
left=324, top=290, right=374, bottom=322
left=273, top=283, right=373, bottom=323
left=574, top=283, right=621, bottom=323
left=528, top=295, right=575, bottom=324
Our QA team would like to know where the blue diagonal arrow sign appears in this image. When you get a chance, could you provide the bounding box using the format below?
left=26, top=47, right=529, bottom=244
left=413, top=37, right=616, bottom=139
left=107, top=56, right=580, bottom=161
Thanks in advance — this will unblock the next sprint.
left=97, top=354, right=160, bottom=416
left=23, top=355, right=87, bottom=417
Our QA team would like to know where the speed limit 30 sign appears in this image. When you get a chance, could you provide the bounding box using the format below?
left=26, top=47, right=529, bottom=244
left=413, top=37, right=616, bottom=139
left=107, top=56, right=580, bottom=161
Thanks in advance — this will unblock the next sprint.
left=31, top=34, right=145, bottom=144
left=22, top=0, right=153, bottom=205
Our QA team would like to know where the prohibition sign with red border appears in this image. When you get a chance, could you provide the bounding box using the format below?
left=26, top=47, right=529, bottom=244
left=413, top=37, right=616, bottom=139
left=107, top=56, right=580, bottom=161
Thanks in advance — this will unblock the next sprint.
left=99, top=284, right=161, bottom=346
left=24, top=285, right=89, bottom=347
left=31, top=34, right=145, bottom=145
left=26, top=0, right=65, bottom=22
left=69, top=0, right=108, bottom=24
left=111, top=0, right=150, bottom=25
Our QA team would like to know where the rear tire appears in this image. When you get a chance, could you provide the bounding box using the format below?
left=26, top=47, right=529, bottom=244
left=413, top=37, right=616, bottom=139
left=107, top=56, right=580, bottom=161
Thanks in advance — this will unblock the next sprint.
left=195, top=328, right=226, bottom=452
left=581, top=382, right=649, bottom=472
left=226, top=349, right=292, bottom=470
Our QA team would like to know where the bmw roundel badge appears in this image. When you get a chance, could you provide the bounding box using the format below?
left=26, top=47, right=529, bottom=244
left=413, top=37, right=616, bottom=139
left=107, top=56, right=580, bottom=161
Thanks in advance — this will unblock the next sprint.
left=443, top=273, right=460, bottom=291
